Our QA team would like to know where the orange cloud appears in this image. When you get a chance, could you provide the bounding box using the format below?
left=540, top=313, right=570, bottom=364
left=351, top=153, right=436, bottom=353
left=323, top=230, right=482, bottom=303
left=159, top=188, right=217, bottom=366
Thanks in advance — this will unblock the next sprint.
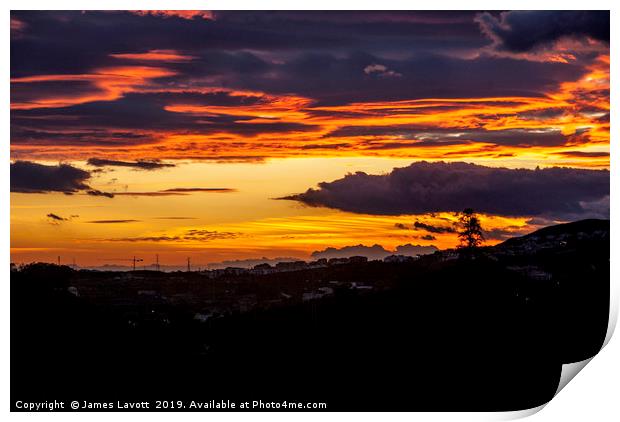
left=10, top=56, right=609, bottom=169
left=11, top=66, right=176, bottom=110
left=129, top=10, right=215, bottom=20
left=110, top=50, right=197, bottom=62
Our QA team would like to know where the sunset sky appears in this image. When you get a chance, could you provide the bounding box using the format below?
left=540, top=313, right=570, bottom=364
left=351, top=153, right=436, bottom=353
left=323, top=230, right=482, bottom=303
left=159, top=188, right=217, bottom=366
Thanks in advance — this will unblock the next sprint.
left=10, top=10, right=610, bottom=267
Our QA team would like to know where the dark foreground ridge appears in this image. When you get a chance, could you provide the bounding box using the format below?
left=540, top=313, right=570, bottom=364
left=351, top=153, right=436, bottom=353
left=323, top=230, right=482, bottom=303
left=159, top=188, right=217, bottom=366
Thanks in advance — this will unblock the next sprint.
left=11, top=219, right=609, bottom=411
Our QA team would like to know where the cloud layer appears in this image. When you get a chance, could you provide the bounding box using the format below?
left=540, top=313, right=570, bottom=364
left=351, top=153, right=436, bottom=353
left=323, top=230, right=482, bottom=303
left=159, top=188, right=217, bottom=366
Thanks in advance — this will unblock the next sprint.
left=283, top=161, right=609, bottom=218
left=87, top=158, right=175, bottom=170
left=477, top=11, right=609, bottom=53
left=9, top=11, right=609, bottom=165
left=11, top=161, right=91, bottom=193
left=10, top=160, right=236, bottom=198
left=107, top=229, right=240, bottom=242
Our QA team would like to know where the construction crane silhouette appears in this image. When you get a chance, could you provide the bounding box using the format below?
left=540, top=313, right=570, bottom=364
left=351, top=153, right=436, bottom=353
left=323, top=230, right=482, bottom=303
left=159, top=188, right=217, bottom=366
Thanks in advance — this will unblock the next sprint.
left=132, top=256, right=144, bottom=271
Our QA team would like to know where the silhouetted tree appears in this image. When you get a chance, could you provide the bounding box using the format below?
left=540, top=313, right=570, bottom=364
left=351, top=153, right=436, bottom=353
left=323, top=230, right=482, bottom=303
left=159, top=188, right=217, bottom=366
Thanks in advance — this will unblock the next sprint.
left=457, top=208, right=485, bottom=249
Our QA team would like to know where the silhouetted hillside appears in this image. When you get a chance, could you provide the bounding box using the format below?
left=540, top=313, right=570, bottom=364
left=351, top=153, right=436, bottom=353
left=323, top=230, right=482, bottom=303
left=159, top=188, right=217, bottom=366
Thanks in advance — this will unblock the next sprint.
left=11, top=219, right=610, bottom=411
left=498, top=218, right=609, bottom=251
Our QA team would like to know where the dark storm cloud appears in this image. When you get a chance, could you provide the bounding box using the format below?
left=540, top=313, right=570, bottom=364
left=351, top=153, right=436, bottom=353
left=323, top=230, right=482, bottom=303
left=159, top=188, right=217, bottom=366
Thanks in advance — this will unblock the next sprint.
left=454, top=128, right=579, bottom=147
left=10, top=80, right=103, bottom=105
left=132, top=90, right=266, bottom=107
left=46, top=212, right=82, bottom=224
left=10, top=11, right=485, bottom=77
left=11, top=161, right=91, bottom=193
left=11, top=94, right=190, bottom=132
left=86, top=189, right=114, bottom=198
left=362, top=140, right=466, bottom=151
left=325, top=126, right=581, bottom=148
left=11, top=94, right=319, bottom=140
left=282, top=161, right=609, bottom=218
left=10, top=128, right=153, bottom=147
left=87, top=158, right=175, bottom=170
left=46, top=213, right=67, bottom=222
left=213, top=11, right=479, bottom=25
left=552, top=151, right=610, bottom=158
left=413, top=221, right=456, bottom=234
left=10, top=180, right=231, bottom=199
left=484, top=228, right=524, bottom=241
left=12, top=94, right=198, bottom=131
left=243, top=53, right=584, bottom=106
left=575, top=195, right=610, bottom=220
left=11, top=11, right=585, bottom=103
left=477, top=11, right=610, bottom=52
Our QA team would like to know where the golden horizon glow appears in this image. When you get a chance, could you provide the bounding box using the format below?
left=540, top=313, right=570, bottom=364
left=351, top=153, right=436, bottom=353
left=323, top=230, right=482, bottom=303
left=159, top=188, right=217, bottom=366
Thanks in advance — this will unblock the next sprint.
left=10, top=157, right=569, bottom=266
